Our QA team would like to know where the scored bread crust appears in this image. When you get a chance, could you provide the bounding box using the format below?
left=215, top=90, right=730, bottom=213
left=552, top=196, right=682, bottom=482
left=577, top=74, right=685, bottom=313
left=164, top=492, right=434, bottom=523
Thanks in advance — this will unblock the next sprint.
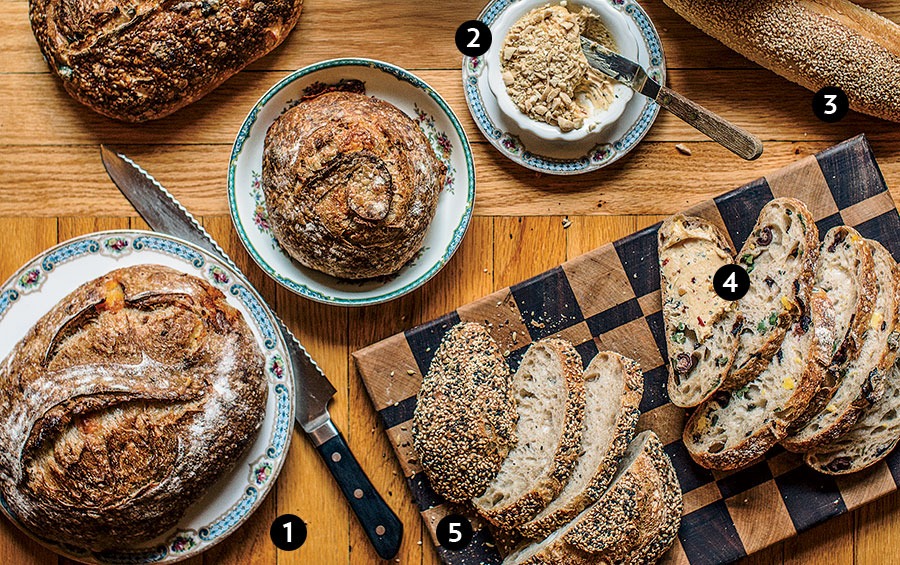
left=728, top=198, right=818, bottom=389
left=783, top=240, right=900, bottom=452
left=412, top=322, right=517, bottom=503
left=684, top=290, right=835, bottom=470
left=658, top=214, right=742, bottom=408
left=504, top=431, right=683, bottom=565
left=473, top=338, right=586, bottom=529
left=517, top=352, right=643, bottom=539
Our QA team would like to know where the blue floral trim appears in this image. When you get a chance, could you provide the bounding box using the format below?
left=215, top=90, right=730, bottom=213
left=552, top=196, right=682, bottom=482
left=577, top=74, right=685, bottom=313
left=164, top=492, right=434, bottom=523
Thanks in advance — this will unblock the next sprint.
left=0, top=288, right=19, bottom=319
left=42, top=239, right=100, bottom=271
left=267, top=383, right=291, bottom=459
left=133, top=236, right=205, bottom=268
left=230, top=284, right=277, bottom=349
left=198, top=487, right=259, bottom=541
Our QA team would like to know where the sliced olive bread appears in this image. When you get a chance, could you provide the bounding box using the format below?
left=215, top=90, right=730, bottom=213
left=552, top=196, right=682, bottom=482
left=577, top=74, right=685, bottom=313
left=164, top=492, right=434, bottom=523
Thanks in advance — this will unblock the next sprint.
left=412, top=322, right=517, bottom=502
left=502, top=431, right=683, bottom=565
left=658, top=214, right=742, bottom=408
left=729, top=198, right=818, bottom=387
left=684, top=290, right=835, bottom=470
left=473, top=339, right=586, bottom=529
left=783, top=240, right=900, bottom=452
left=518, top=352, right=644, bottom=539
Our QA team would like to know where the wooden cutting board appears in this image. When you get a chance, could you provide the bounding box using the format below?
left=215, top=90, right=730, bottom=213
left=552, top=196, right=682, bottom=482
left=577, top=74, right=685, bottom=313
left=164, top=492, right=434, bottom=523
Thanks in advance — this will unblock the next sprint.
left=352, top=134, right=900, bottom=565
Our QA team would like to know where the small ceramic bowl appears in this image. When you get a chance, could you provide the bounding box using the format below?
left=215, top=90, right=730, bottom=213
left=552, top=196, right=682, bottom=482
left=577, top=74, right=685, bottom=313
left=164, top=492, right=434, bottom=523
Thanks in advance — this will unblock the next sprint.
left=485, top=0, right=639, bottom=143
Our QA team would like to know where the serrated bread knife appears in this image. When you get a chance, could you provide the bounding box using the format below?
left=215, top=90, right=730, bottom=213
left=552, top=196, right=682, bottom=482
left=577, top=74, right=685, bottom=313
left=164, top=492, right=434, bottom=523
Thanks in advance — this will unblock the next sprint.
left=580, top=36, right=764, bottom=161
left=100, top=146, right=402, bottom=559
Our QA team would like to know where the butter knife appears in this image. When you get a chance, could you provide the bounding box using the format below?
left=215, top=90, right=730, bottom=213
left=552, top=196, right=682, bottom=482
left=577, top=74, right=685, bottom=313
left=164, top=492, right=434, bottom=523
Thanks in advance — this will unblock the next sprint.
left=99, top=146, right=403, bottom=560
left=580, top=36, right=764, bottom=161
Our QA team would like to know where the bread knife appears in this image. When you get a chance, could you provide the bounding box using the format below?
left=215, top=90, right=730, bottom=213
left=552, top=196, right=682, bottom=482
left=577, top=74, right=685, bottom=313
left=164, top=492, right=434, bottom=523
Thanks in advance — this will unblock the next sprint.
left=99, top=146, right=403, bottom=560
left=580, top=36, right=764, bottom=161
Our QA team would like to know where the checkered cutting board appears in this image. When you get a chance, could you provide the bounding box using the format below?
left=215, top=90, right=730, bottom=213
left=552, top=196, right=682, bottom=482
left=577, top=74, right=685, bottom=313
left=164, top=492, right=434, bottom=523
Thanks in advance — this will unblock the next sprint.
left=352, top=135, right=900, bottom=565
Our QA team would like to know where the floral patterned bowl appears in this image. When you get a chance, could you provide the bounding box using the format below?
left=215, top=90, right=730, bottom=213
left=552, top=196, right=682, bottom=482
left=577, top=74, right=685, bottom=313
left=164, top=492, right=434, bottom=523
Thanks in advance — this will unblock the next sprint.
left=228, top=58, right=476, bottom=306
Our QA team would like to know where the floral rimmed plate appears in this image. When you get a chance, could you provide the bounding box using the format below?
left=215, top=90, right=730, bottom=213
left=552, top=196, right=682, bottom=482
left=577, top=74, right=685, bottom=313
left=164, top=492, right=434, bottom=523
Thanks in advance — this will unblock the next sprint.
left=0, top=231, right=294, bottom=564
left=228, top=58, right=476, bottom=306
left=464, top=0, right=666, bottom=175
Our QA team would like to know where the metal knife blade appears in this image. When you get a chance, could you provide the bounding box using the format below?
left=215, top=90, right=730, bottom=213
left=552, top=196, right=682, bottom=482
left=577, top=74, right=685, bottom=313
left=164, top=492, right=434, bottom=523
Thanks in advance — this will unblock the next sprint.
left=100, top=146, right=403, bottom=559
left=580, top=36, right=660, bottom=99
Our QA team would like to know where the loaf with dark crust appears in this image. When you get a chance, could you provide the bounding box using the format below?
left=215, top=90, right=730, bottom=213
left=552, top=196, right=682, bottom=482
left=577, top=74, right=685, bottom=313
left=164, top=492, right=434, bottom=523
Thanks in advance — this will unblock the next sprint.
left=262, top=90, right=447, bottom=280
left=29, top=0, right=304, bottom=122
left=0, top=265, right=267, bottom=551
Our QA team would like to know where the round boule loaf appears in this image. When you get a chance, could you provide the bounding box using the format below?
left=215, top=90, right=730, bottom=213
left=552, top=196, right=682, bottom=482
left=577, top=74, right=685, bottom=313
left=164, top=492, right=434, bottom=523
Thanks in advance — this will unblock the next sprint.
left=262, top=90, right=446, bottom=280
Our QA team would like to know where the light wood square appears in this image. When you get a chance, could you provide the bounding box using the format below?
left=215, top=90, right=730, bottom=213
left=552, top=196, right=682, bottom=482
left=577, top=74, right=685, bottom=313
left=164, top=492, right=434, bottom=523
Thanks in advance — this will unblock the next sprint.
left=562, top=242, right=636, bottom=319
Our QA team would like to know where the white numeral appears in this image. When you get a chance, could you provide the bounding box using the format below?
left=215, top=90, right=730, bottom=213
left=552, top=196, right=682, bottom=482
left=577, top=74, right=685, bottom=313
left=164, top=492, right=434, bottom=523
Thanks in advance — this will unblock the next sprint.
left=824, top=94, right=838, bottom=115
left=284, top=521, right=292, bottom=543
left=724, top=272, right=738, bottom=293
left=467, top=28, right=480, bottom=48
left=448, top=522, right=462, bottom=543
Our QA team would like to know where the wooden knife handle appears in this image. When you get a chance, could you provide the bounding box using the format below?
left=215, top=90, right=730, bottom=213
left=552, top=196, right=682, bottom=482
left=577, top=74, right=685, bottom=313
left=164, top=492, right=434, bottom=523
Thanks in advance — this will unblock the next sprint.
left=656, top=86, right=764, bottom=161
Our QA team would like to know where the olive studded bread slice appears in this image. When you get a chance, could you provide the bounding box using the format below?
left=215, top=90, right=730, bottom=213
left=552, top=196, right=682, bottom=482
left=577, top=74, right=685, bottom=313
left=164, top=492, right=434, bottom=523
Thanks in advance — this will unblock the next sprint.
left=502, top=431, right=683, bottom=565
left=658, top=214, right=742, bottom=408
left=806, top=361, right=900, bottom=474
left=518, top=352, right=644, bottom=539
left=412, top=322, right=517, bottom=502
left=783, top=240, right=900, bottom=452
left=729, top=198, right=818, bottom=387
left=472, top=339, right=586, bottom=529
left=684, top=290, right=835, bottom=470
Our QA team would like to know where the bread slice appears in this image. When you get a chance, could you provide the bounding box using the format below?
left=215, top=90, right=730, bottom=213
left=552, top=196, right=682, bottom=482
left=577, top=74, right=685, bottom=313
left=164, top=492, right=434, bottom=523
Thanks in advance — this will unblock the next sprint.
left=806, top=361, right=900, bottom=474
left=518, top=352, right=644, bottom=539
left=683, top=290, right=835, bottom=470
left=783, top=240, right=900, bottom=452
left=412, top=322, right=517, bottom=502
left=472, top=339, right=586, bottom=529
left=658, top=214, right=742, bottom=408
left=502, top=431, right=682, bottom=565
left=729, top=198, right=819, bottom=387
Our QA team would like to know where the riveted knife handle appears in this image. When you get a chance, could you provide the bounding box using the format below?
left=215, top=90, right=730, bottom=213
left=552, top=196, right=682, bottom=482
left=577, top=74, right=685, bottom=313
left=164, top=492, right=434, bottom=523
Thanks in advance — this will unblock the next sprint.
left=656, top=86, right=764, bottom=161
left=316, top=428, right=403, bottom=559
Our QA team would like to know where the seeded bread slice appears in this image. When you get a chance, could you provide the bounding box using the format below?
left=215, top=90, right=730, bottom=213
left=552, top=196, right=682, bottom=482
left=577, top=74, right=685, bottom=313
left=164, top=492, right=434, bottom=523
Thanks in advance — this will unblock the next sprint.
left=412, top=322, right=517, bottom=502
left=729, top=198, right=819, bottom=387
left=473, top=339, right=586, bottom=529
left=783, top=240, right=900, bottom=452
left=806, top=361, right=900, bottom=474
left=502, top=431, right=683, bottom=565
left=658, top=214, right=742, bottom=408
left=518, top=352, right=644, bottom=539
left=683, top=290, right=835, bottom=470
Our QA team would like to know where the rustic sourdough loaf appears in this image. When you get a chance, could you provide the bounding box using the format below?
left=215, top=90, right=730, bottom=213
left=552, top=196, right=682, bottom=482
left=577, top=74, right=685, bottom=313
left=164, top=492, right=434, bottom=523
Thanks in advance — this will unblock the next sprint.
left=0, top=265, right=266, bottom=550
left=503, top=431, right=682, bottom=565
left=412, top=323, right=516, bottom=502
left=729, top=198, right=818, bottom=387
left=658, top=214, right=742, bottom=407
left=684, top=290, right=835, bottom=470
left=783, top=240, right=900, bottom=452
left=518, top=352, right=643, bottom=539
left=472, top=339, right=586, bottom=529
left=29, top=0, right=304, bottom=121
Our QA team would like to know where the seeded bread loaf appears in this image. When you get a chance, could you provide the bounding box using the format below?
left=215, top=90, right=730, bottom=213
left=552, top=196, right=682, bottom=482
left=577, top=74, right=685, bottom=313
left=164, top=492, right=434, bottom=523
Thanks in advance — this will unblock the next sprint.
left=684, top=290, right=835, bottom=470
left=658, top=214, right=742, bottom=407
left=783, top=240, right=900, bottom=452
left=473, top=339, right=586, bottom=529
left=729, top=198, right=818, bottom=387
left=412, top=323, right=516, bottom=502
left=30, top=0, right=304, bottom=121
left=503, top=431, right=683, bottom=565
left=0, top=265, right=266, bottom=550
left=518, top=352, right=643, bottom=539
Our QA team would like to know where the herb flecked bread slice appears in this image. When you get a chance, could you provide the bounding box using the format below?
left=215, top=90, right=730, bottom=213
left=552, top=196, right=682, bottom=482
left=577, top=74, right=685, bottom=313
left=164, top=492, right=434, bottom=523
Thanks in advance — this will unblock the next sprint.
left=729, top=198, right=819, bottom=387
left=783, top=240, right=900, bottom=452
left=806, top=361, right=900, bottom=474
left=473, top=339, right=586, bottom=529
left=502, top=431, right=683, bottom=565
left=684, top=290, right=835, bottom=470
left=412, top=323, right=517, bottom=502
left=658, top=214, right=742, bottom=408
left=518, top=352, right=644, bottom=540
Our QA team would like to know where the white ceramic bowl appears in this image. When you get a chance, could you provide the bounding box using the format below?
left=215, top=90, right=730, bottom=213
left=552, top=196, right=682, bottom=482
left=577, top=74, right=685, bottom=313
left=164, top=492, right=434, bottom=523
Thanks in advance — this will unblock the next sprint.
left=485, top=0, right=638, bottom=143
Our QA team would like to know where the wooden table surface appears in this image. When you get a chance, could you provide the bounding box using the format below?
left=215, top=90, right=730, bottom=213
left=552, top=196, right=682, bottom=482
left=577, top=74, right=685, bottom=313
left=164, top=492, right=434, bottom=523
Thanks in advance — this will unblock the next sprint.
left=2, top=0, right=900, bottom=564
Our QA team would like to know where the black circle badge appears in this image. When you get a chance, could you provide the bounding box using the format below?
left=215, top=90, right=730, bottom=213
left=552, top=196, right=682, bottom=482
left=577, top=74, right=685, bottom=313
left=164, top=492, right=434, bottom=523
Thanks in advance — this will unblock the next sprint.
left=813, top=86, right=849, bottom=123
left=455, top=21, right=492, bottom=57
left=270, top=514, right=307, bottom=551
left=436, top=514, right=474, bottom=551
left=713, top=264, right=751, bottom=302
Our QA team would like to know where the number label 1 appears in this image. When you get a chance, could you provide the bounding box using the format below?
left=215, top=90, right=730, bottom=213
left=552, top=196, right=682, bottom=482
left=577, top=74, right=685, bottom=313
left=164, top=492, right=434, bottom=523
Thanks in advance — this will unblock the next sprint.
left=270, top=514, right=307, bottom=551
